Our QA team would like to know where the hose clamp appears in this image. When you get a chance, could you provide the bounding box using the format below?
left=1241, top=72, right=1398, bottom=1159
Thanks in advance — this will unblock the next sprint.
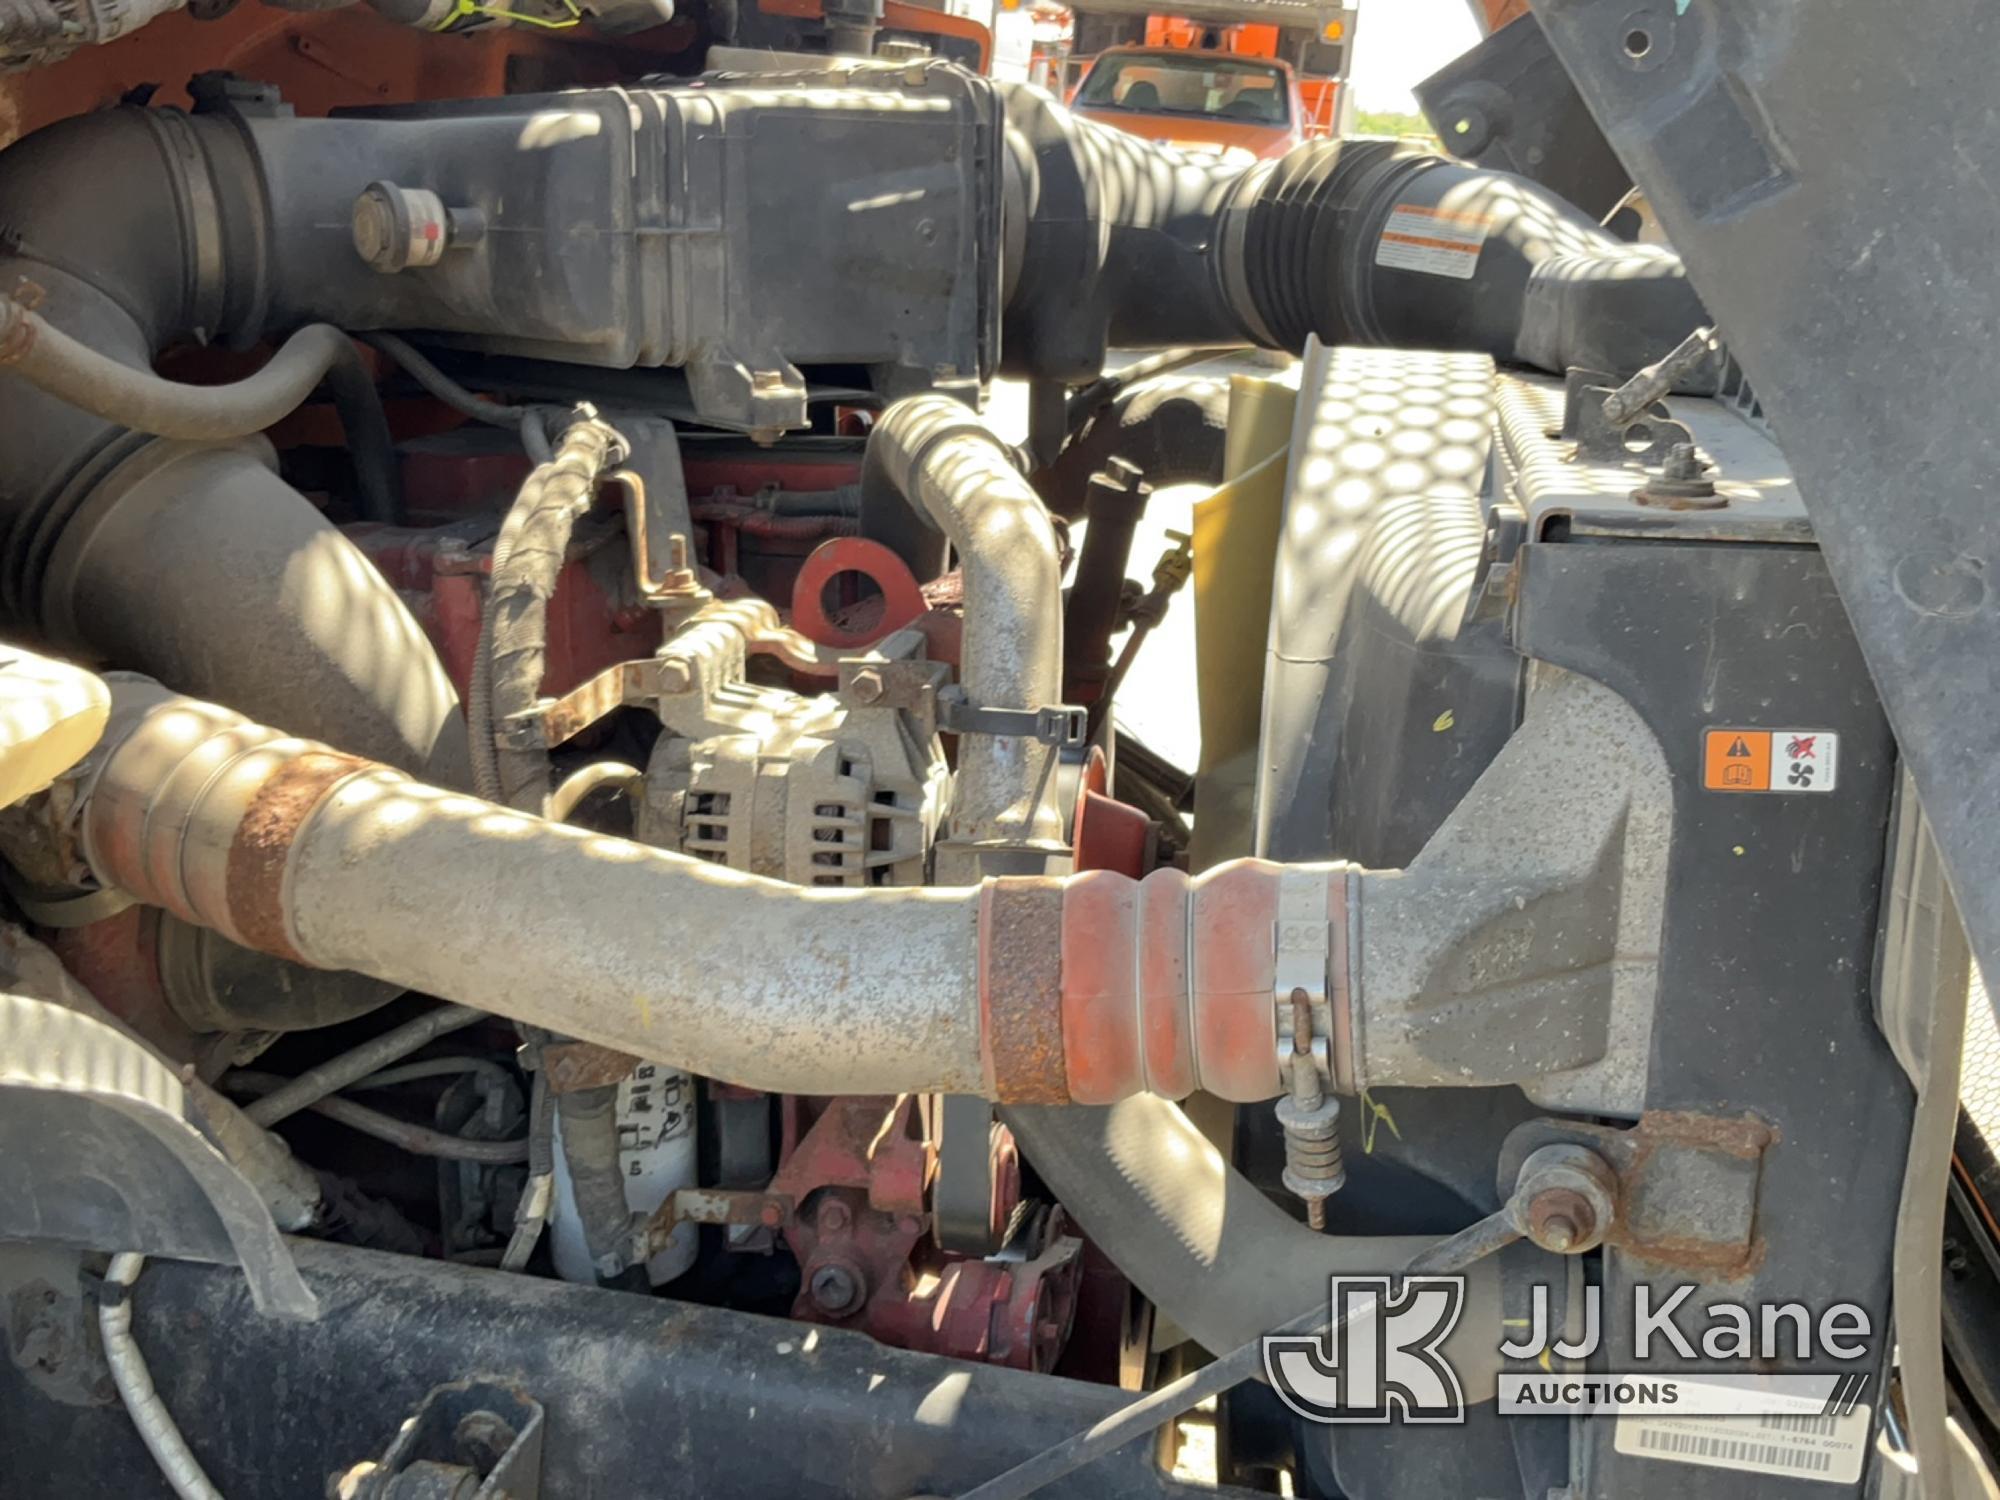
left=1273, top=867, right=1331, bottom=1077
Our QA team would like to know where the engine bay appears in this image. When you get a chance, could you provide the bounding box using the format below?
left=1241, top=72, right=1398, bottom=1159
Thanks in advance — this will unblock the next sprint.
left=0, top=4, right=1991, bottom=1498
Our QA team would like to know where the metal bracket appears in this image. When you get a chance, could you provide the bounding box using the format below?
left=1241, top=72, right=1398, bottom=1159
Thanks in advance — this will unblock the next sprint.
left=338, top=1379, right=545, bottom=1500
left=1497, top=1111, right=1774, bottom=1275
left=936, top=688, right=1087, bottom=749
left=1564, top=369, right=1696, bottom=465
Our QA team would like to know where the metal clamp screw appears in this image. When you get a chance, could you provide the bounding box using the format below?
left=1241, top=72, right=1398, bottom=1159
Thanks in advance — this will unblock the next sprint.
left=1276, top=988, right=1345, bottom=1231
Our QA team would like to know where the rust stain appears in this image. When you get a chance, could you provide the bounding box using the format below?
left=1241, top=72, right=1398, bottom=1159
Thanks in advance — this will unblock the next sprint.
left=1615, top=1232, right=1768, bottom=1280
left=543, top=1039, right=643, bottom=1094
left=1634, top=1109, right=1777, bottom=1160
left=223, top=750, right=368, bottom=964
left=982, top=878, right=1068, bottom=1104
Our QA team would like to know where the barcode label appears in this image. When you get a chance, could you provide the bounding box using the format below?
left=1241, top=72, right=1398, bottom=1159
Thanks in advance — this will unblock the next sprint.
left=1616, top=1405, right=1869, bottom=1484
left=1760, top=1412, right=1839, bottom=1437
left=1638, top=1428, right=1832, bottom=1471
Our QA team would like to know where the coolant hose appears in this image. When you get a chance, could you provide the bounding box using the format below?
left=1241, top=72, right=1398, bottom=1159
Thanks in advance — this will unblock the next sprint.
left=0, top=305, right=400, bottom=525
left=861, top=395, right=1066, bottom=864
left=1, top=309, right=353, bottom=443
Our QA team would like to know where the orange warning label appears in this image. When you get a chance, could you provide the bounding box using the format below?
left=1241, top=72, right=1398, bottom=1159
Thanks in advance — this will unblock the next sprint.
left=1702, top=729, right=1840, bottom=793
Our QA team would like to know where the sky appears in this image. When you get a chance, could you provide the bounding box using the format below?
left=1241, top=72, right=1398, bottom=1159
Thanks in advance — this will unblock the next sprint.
left=1347, top=0, right=1481, bottom=113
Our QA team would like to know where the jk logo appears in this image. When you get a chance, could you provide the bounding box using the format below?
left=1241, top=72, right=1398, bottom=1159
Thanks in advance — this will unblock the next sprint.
left=1263, top=1276, right=1468, bottom=1424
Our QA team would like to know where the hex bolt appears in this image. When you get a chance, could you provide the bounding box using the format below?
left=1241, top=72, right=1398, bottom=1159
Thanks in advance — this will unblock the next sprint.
left=808, top=1262, right=865, bottom=1316
left=1661, top=442, right=1705, bottom=482
left=452, top=1410, right=516, bottom=1473
left=1632, top=441, right=1724, bottom=509
left=657, top=658, right=693, bottom=694
left=849, top=668, right=884, bottom=705
left=818, top=1198, right=852, bottom=1233
left=1508, top=1145, right=1618, bottom=1255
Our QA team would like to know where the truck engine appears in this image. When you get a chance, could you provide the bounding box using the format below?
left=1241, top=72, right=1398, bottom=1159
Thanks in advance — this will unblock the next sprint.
left=0, top=3, right=1994, bottom=1498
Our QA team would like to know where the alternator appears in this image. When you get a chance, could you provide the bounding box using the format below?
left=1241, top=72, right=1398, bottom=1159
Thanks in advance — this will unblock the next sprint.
left=632, top=606, right=949, bottom=887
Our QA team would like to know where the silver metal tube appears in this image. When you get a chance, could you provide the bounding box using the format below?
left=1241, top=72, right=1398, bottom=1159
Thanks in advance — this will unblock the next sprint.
left=243, top=1003, right=485, bottom=1127
left=867, top=396, right=1067, bottom=870
left=78, top=680, right=988, bottom=1099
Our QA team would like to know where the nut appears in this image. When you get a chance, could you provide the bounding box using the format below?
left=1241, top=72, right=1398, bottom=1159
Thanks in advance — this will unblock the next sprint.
left=1510, top=1143, right=1617, bottom=1255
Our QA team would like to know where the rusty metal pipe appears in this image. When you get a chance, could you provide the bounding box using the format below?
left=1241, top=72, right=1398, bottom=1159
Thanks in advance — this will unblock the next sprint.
left=79, top=678, right=993, bottom=1099
left=69, top=674, right=1647, bottom=1110
left=72, top=677, right=1364, bottom=1106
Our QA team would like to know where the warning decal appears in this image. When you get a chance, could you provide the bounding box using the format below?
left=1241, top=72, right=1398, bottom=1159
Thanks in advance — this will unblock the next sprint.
left=1702, top=728, right=1840, bottom=793
left=1616, top=1406, right=1871, bottom=1485
left=1374, top=204, right=1490, bottom=280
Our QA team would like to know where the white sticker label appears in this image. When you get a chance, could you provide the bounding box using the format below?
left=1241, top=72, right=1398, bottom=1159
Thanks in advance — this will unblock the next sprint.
left=1615, top=1405, right=1871, bottom=1485
left=1374, top=204, right=1490, bottom=279
left=615, top=1062, right=693, bottom=1169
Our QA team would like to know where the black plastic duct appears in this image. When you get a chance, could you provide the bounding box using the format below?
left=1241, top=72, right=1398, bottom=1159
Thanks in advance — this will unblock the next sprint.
left=998, top=85, right=1711, bottom=383
left=0, top=107, right=469, bottom=1034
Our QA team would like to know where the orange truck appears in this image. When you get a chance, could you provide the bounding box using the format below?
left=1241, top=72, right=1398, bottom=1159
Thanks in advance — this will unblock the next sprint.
left=1065, top=0, right=1357, bottom=139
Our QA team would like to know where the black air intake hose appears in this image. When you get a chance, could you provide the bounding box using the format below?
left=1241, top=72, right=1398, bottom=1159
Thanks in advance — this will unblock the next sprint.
left=0, top=107, right=469, bottom=1036
left=998, top=85, right=1710, bottom=384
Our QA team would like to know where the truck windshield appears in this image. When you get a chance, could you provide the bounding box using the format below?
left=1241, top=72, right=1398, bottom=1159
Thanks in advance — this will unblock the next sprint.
left=1076, top=54, right=1291, bottom=126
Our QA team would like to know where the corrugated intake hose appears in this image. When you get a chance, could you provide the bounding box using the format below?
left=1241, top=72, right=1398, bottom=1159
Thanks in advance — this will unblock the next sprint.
left=997, top=85, right=1712, bottom=384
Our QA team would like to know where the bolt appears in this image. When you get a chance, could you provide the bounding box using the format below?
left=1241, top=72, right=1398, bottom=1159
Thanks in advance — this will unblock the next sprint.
left=658, top=658, right=693, bottom=694
left=1661, top=443, right=1704, bottom=481
left=849, top=668, right=884, bottom=705
left=1525, top=1186, right=1597, bottom=1254
left=658, top=532, right=704, bottom=598
left=453, top=1411, right=516, bottom=1472
left=808, top=1262, right=865, bottom=1316
left=759, top=1202, right=785, bottom=1229
left=1632, top=441, right=1723, bottom=509
left=1306, top=1198, right=1327, bottom=1233
left=818, top=1198, right=852, bottom=1233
